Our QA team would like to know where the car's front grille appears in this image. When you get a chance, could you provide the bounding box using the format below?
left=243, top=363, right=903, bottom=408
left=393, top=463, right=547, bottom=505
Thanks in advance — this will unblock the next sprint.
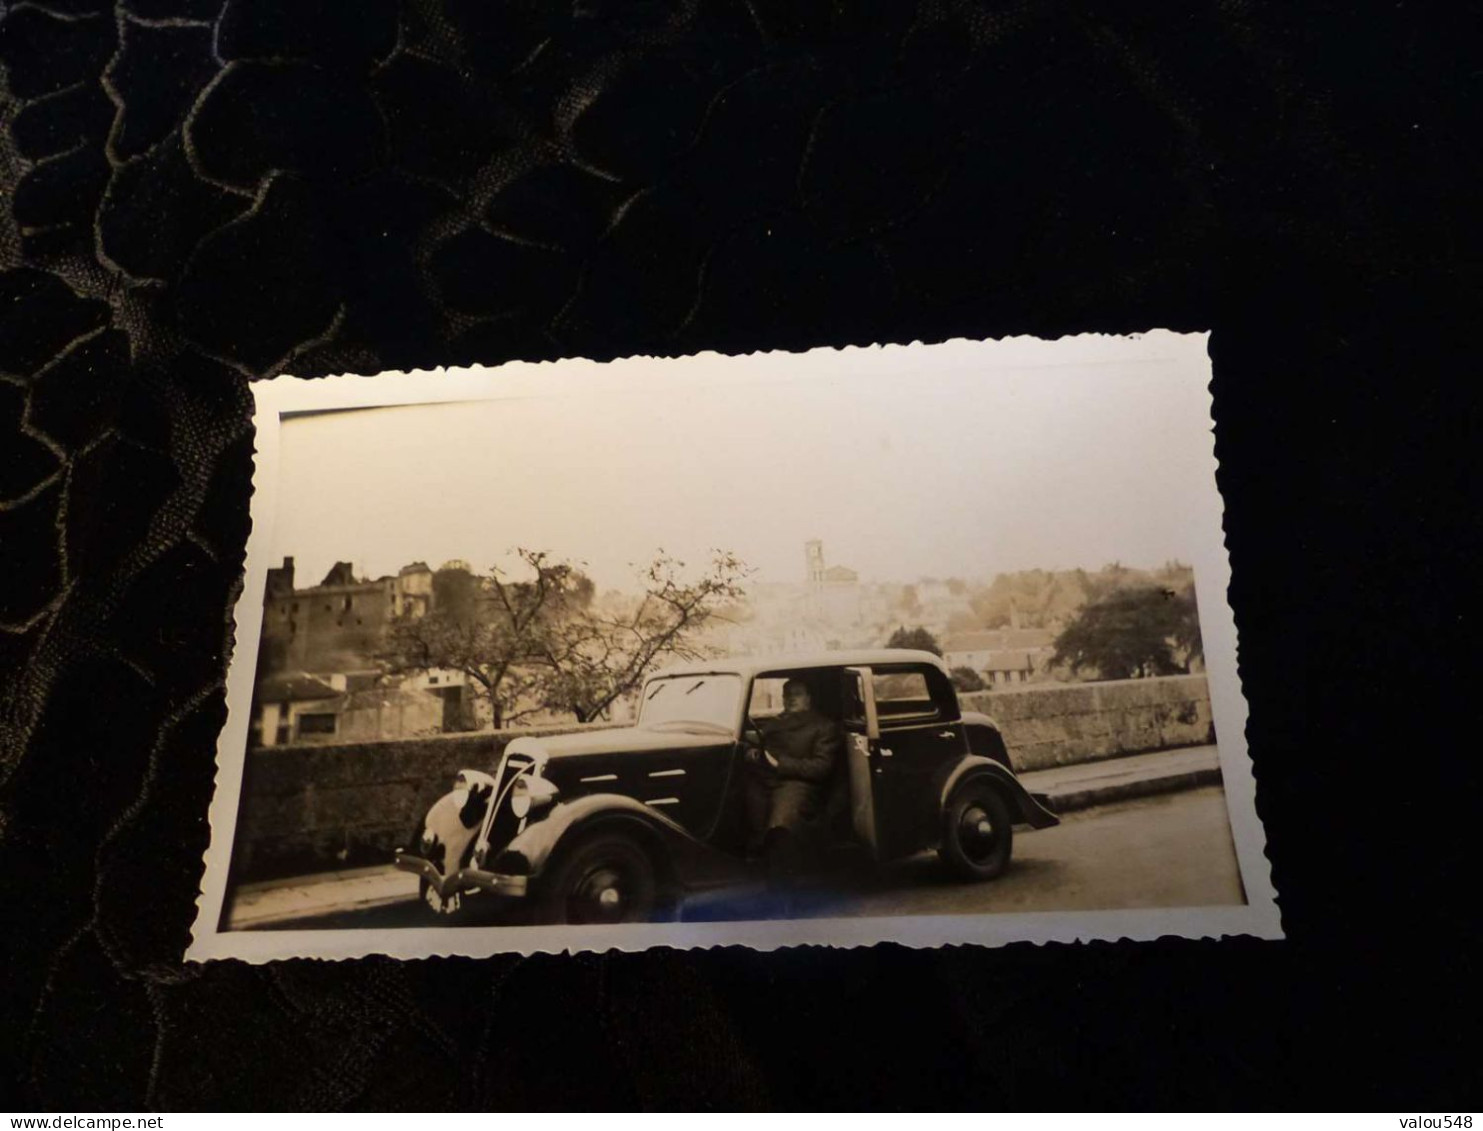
left=483, top=749, right=536, bottom=851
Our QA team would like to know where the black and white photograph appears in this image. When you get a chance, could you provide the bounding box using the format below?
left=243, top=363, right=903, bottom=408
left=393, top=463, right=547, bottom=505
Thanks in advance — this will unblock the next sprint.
left=190, top=332, right=1276, bottom=960
left=5, top=0, right=1474, bottom=1109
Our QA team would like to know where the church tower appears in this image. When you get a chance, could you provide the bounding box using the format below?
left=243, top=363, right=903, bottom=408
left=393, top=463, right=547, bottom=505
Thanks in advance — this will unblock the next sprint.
left=804, top=539, right=825, bottom=616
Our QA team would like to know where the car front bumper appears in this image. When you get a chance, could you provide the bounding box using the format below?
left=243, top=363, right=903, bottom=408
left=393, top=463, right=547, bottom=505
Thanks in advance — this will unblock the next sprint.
left=394, top=849, right=529, bottom=899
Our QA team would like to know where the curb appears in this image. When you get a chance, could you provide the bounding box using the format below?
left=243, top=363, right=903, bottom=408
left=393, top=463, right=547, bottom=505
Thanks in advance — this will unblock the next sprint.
left=230, top=887, right=411, bottom=931
left=1040, top=764, right=1225, bottom=815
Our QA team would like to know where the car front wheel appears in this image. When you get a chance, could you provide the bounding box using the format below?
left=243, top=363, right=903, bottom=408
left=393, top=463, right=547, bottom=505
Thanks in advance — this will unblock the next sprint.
left=939, top=780, right=1014, bottom=881
left=538, top=833, right=659, bottom=925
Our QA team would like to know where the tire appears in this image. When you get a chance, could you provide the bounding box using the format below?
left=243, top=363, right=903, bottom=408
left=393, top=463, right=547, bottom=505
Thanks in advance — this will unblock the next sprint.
left=938, top=778, right=1015, bottom=881
left=537, top=833, right=659, bottom=925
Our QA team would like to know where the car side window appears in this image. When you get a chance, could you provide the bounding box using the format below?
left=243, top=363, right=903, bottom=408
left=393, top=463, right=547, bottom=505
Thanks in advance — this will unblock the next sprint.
left=841, top=671, right=867, bottom=726
left=747, top=676, right=788, bottom=719
left=871, top=668, right=939, bottom=724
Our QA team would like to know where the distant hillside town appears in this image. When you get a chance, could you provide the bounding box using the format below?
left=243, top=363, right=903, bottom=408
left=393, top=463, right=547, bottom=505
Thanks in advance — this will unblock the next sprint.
left=250, top=542, right=1197, bottom=748
left=693, top=539, right=1062, bottom=684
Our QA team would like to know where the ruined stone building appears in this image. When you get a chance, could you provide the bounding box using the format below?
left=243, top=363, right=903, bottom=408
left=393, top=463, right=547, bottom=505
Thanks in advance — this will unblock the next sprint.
left=259, top=557, right=433, bottom=675
left=252, top=557, right=471, bottom=746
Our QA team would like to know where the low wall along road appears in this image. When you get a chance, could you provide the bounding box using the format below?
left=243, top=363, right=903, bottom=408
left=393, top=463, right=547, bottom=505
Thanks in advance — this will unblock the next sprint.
left=960, top=673, right=1214, bottom=773
left=229, top=674, right=1214, bottom=882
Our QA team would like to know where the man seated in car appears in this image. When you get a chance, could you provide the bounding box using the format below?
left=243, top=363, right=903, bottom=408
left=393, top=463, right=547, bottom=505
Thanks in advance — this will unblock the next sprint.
left=744, top=678, right=843, bottom=874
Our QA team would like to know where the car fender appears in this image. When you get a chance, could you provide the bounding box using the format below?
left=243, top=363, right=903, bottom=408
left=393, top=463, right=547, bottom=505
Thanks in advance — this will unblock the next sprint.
left=497, top=793, right=746, bottom=891
left=411, top=769, right=497, bottom=885
left=960, top=709, right=1003, bottom=730
left=937, top=755, right=1060, bottom=829
left=960, top=710, right=1013, bottom=768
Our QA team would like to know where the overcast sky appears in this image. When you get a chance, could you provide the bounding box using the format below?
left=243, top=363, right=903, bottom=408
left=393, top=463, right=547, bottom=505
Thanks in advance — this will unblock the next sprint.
left=270, top=336, right=1219, bottom=591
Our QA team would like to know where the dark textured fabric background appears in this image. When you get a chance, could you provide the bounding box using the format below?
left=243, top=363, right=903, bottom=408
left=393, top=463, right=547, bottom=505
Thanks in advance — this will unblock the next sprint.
left=0, top=0, right=1474, bottom=1111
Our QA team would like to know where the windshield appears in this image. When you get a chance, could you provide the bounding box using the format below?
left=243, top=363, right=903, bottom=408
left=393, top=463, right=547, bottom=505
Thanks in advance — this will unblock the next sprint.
left=637, top=675, right=742, bottom=735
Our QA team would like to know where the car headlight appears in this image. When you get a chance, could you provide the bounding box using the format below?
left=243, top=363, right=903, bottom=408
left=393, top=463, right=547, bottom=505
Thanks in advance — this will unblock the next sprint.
left=510, top=773, right=558, bottom=818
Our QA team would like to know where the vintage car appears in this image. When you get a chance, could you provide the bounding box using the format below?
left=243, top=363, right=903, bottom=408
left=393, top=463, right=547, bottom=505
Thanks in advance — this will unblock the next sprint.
left=394, top=648, right=1058, bottom=924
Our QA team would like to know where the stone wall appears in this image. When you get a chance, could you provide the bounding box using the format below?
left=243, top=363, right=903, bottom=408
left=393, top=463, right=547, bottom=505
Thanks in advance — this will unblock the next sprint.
left=230, top=675, right=1213, bottom=882
left=229, top=722, right=604, bottom=882
left=959, top=674, right=1213, bottom=772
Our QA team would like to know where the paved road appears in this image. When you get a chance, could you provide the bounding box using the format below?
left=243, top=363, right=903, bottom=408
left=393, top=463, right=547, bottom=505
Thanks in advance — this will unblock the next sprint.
left=253, top=785, right=1242, bottom=930
left=798, top=784, right=1243, bottom=920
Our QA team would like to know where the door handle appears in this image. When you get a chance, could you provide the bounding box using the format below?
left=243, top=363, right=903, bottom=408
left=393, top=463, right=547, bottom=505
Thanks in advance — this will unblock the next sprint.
left=937, top=730, right=956, bottom=739
left=880, top=748, right=894, bottom=758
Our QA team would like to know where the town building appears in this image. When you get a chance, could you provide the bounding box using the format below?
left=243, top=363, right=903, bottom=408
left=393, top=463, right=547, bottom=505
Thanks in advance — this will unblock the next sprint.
left=251, top=668, right=472, bottom=747
left=258, top=557, right=434, bottom=675
left=804, top=539, right=863, bottom=629
left=252, top=671, right=339, bottom=747
left=252, top=557, right=469, bottom=745
left=942, top=627, right=1058, bottom=687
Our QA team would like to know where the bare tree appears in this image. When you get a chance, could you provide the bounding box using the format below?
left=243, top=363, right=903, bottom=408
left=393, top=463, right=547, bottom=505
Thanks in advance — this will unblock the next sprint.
left=534, top=551, right=751, bottom=723
left=380, top=549, right=749, bottom=728
left=380, top=550, right=591, bottom=729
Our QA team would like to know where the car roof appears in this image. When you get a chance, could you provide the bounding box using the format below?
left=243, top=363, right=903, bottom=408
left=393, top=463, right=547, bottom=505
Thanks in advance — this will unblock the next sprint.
left=647, top=648, right=950, bottom=681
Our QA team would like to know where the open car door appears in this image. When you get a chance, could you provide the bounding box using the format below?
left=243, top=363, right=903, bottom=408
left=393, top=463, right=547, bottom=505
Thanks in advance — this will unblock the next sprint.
left=840, top=666, right=881, bottom=858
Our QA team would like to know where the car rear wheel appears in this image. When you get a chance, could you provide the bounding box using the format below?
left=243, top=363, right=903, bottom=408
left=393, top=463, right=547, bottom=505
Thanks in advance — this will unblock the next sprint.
left=539, top=834, right=659, bottom=925
left=939, top=779, right=1014, bottom=881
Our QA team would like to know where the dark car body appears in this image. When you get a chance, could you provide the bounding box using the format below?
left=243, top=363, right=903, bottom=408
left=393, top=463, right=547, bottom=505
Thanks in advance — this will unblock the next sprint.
left=395, top=648, right=1058, bottom=922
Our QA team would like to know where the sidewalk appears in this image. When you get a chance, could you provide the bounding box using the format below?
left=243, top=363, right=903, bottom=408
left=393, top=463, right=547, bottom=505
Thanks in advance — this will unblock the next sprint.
left=227, top=863, right=418, bottom=930
left=1019, top=744, right=1222, bottom=814
left=226, top=744, right=1223, bottom=929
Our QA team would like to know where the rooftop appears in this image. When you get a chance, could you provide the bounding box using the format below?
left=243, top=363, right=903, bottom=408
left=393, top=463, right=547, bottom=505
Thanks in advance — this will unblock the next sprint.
left=943, top=628, right=1055, bottom=652
left=978, top=649, right=1041, bottom=672
left=258, top=671, right=340, bottom=703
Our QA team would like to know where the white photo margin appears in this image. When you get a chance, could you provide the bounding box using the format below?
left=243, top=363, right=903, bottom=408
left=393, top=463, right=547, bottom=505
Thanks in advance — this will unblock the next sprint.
left=188, top=332, right=1282, bottom=962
